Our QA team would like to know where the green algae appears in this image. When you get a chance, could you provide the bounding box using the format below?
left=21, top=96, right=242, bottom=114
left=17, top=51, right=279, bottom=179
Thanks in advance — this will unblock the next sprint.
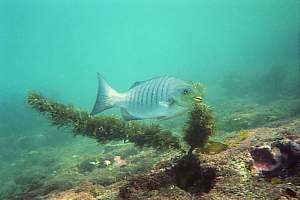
left=200, top=140, right=228, bottom=154
left=225, top=130, right=251, bottom=146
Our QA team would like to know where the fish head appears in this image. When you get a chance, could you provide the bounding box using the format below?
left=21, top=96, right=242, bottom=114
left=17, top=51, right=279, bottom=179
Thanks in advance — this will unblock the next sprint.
left=172, top=81, right=203, bottom=107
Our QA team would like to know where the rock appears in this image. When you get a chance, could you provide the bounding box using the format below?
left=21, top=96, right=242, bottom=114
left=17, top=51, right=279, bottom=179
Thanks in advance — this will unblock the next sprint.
left=78, top=158, right=97, bottom=173
left=249, top=136, right=300, bottom=179
left=45, top=190, right=96, bottom=200
left=284, top=188, right=297, bottom=198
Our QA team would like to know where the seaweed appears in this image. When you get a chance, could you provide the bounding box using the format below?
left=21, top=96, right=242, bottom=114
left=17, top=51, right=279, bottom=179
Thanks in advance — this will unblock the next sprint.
left=27, top=91, right=180, bottom=150
left=127, top=122, right=181, bottom=149
left=183, top=102, right=215, bottom=154
left=27, top=91, right=216, bottom=153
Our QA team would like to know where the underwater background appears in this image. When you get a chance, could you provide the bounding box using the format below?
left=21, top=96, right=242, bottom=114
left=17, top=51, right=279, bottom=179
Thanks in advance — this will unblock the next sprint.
left=0, top=0, right=299, bottom=199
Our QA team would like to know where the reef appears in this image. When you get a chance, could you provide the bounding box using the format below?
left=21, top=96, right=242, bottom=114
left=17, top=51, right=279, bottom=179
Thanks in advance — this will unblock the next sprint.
left=8, top=90, right=297, bottom=200
left=27, top=91, right=180, bottom=150
left=116, top=119, right=300, bottom=199
left=119, top=153, right=216, bottom=199
left=249, top=134, right=300, bottom=179
left=216, top=66, right=300, bottom=132
left=23, top=91, right=222, bottom=199
left=215, top=97, right=300, bottom=131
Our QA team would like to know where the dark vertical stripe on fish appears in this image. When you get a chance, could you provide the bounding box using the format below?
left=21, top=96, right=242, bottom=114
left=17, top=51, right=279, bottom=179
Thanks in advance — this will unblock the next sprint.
left=145, top=79, right=154, bottom=108
left=140, top=83, right=147, bottom=110
left=144, top=82, right=151, bottom=110
left=160, top=77, right=167, bottom=102
left=150, top=79, right=159, bottom=108
left=131, top=87, right=137, bottom=109
left=164, top=77, right=171, bottom=100
left=155, top=77, right=164, bottom=105
left=134, top=86, right=140, bottom=110
left=135, top=86, right=141, bottom=109
left=130, top=88, right=136, bottom=108
left=136, top=85, right=143, bottom=110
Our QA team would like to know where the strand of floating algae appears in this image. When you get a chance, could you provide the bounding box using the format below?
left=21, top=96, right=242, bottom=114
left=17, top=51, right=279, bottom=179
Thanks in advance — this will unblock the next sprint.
left=27, top=91, right=181, bottom=150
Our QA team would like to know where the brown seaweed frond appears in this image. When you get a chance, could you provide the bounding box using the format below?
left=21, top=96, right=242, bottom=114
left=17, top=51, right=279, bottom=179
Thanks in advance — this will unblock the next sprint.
left=27, top=91, right=181, bottom=150
left=127, top=122, right=181, bottom=149
left=183, top=102, right=215, bottom=154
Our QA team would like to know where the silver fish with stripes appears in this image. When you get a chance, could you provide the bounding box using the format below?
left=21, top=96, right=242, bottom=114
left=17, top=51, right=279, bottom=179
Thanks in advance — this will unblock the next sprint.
left=91, top=73, right=203, bottom=120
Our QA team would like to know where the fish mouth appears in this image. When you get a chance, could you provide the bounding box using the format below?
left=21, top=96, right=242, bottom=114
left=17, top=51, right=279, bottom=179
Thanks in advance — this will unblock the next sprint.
left=194, top=96, right=202, bottom=102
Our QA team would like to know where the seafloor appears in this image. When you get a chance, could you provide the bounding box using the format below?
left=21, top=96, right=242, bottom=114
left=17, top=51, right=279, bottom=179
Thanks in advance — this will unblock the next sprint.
left=0, top=96, right=299, bottom=200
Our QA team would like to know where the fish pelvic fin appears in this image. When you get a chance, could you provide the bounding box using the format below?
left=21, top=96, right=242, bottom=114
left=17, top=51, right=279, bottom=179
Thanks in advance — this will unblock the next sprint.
left=91, top=73, right=120, bottom=115
left=120, top=108, right=141, bottom=121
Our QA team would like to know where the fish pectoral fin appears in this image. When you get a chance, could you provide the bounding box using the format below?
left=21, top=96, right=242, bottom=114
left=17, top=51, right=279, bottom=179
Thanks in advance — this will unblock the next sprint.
left=120, top=108, right=141, bottom=121
left=159, top=98, right=175, bottom=108
left=158, top=101, right=170, bottom=108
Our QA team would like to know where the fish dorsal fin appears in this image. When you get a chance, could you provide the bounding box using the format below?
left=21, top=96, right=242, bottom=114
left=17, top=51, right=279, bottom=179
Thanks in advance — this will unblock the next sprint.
left=129, top=81, right=145, bottom=89
left=129, top=76, right=169, bottom=90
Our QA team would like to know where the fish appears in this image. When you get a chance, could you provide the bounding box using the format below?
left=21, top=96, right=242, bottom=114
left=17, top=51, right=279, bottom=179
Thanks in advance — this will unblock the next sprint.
left=91, top=73, right=203, bottom=120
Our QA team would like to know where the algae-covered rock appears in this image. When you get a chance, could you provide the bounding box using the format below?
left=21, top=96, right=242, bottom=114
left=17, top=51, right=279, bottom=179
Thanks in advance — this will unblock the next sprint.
left=216, top=98, right=300, bottom=131
left=78, top=158, right=97, bottom=173
left=119, top=153, right=217, bottom=199
left=46, top=190, right=96, bottom=200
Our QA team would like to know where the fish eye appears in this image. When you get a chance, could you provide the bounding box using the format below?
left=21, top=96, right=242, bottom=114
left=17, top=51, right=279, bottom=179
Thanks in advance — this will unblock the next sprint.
left=183, top=88, right=191, bottom=95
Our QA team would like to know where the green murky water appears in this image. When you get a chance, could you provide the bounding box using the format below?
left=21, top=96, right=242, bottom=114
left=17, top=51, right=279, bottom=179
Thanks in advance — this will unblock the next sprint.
left=0, top=1, right=299, bottom=199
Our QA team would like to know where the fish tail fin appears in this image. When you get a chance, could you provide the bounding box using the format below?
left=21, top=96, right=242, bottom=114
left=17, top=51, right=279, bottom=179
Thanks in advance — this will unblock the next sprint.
left=91, top=73, right=120, bottom=115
